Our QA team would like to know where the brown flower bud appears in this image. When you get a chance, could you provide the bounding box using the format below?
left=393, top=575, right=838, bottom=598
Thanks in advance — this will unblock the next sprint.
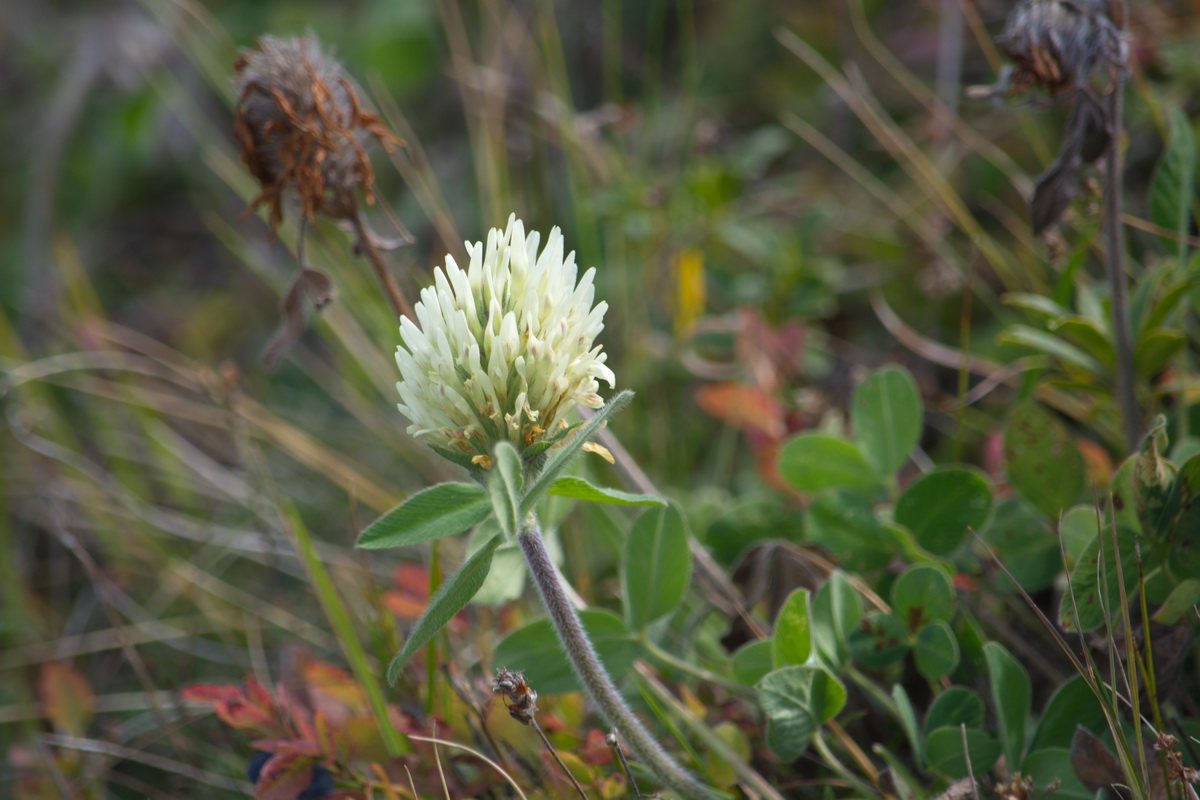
left=232, top=34, right=400, bottom=231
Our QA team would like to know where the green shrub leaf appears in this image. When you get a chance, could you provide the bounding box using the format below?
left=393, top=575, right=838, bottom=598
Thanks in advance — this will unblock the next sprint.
left=1149, top=106, right=1197, bottom=261
left=895, top=469, right=992, bottom=555
left=772, top=588, right=812, bottom=667
left=1003, top=401, right=1085, bottom=516
left=357, top=482, right=492, bottom=550
left=1058, top=524, right=1141, bottom=632
left=732, top=640, right=775, bottom=686
left=851, top=365, right=921, bottom=476
left=925, top=727, right=1002, bottom=779
left=622, top=503, right=691, bottom=630
left=983, top=641, right=1031, bottom=770
left=1028, top=675, right=1106, bottom=751
left=924, top=687, right=985, bottom=737
left=913, top=622, right=960, bottom=680
left=891, top=564, right=955, bottom=631
left=806, top=489, right=894, bottom=571
left=1021, top=748, right=1095, bottom=800
left=811, top=570, right=862, bottom=668
left=847, top=611, right=910, bottom=669
left=757, top=665, right=847, bottom=760
left=778, top=434, right=881, bottom=494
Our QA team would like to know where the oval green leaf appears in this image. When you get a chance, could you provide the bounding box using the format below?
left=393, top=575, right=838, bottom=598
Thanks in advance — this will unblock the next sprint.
left=851, top=366, right=922, bottom=477
left=778, top=434, right=881, bottom=494
left=924, top=687, right=986, bottom=737
left=806, top=489, right=894, bottom=571
left=811, top=570, right=863, bottom=668
left=1149, top=107, right=1196, bottom=260
left=895, top=468, right=992, bottom=555
left=492, top=609, right=640, bottom=695
left=772, top=588, right=812, bottom=668
left=983, top=641, right=1031, bottom=770
left=1021, top=748, right=1095, bottom=800
left=925, top=727, right=1002, bottom=778
left=357, top=482, right=491, bottom=550
left=1004, top=401, right=1085, bottom=516
left=891, top=564, right=955, bottom=632
left=732, top=640, right=774, bottom=686
left=913, top=622, right=960, bottom=680
left=1028, top=675, right=1106, bottom=752
left=756, top=665, right=847, bottom=761
left=622, top=503, right=691, bottom=630
left=847, top=611, right=910, bottom=669
left=1058, top=524, right=1141, bottom=632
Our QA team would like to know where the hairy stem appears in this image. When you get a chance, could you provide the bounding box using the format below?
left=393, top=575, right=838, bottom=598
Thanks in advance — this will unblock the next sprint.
left=517, top=519, right=717, bottom=800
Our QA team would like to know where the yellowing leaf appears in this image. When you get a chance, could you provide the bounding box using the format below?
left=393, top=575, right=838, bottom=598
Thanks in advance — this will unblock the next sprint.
left=38, top=662, right=93, bottom=737
left=673, top=246, right=707, bottom=336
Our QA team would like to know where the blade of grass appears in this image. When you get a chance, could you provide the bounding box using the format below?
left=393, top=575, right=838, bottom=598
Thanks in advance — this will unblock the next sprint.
left=278, top=500, right=409, bottom=756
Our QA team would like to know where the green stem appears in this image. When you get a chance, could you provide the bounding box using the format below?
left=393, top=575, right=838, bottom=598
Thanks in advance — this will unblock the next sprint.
left=517, top=518, right=717, bottom=800
left=640, top=637, right=754, bottom=698
left=1103, top=47, right=1138, bottom=451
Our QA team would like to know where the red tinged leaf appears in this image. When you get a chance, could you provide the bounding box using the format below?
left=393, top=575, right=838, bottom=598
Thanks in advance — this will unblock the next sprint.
left=695, top=382, right=786, bottom=438
left=249, top=738, right=322, bottom=757
left=38, top=662, right=94, bottom=737
left=277, top=684, right=317, bottom=744
left=578, top=729, right=614, bottom=766
left=303, top=660, right=368, bottom=719
left=214, top=695, right=279, bottom=735
left=254, top=752, right=314, bottom=800
left=245, top=674, right=274, bottom=710
left=384, top=563, right=467, bottom=632
left=180, top=684, right=238, bottom=704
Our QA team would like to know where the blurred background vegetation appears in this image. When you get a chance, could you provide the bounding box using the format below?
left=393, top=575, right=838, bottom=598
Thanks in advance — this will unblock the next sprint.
left=3, top=0, right=1200, bottom=797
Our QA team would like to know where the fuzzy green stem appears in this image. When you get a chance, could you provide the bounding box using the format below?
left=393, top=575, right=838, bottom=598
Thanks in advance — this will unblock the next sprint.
left=516, top=519, right=717, bottom=800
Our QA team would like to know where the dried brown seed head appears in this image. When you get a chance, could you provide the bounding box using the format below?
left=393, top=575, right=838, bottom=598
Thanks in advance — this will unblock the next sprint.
left=232, top=34, right=400, bottom=232
left=998, top=0, right=1126, bottom=96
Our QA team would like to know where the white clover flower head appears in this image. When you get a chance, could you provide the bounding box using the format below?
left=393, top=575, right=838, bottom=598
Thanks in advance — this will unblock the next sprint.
left=395, top=214, right=615, bottom=462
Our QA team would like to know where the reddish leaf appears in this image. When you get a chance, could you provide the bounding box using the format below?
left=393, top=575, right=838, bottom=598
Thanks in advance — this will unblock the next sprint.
left=695, top=382, right=786, bottom=438
left=38, top=662, right=94, bottom=737
left=214, top=695, right=279, bottom=735
left=578, top=729, right=614, bottom=766
left=180, top=684, right=237, bottom=705
left=245, top=674, right=274, bottom=710
left=249, top=738, right=322, bottom=757
left=277, top=684, right=316, bottom=744
left=303, top=660, right=368, bottom=719
left=255, top=753, right=314, bottom=800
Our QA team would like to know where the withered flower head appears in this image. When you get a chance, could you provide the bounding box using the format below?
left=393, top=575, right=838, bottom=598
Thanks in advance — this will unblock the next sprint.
left=998, top=0, right=1126, bottom=96
left=233, top=34, right=400, bottom=231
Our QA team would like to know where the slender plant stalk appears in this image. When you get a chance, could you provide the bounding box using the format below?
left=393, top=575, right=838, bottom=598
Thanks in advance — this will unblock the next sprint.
left=351, top=211, right=415, bottom=321
left=516, top=517, right=717, bottom=800
left=1104, top=24, right=1138, bottom=452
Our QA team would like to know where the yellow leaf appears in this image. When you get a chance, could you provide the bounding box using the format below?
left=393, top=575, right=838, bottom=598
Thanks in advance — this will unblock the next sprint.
left=673, top=247, right=706, bottom=336
left=38, top=662, right=93, bottom=737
